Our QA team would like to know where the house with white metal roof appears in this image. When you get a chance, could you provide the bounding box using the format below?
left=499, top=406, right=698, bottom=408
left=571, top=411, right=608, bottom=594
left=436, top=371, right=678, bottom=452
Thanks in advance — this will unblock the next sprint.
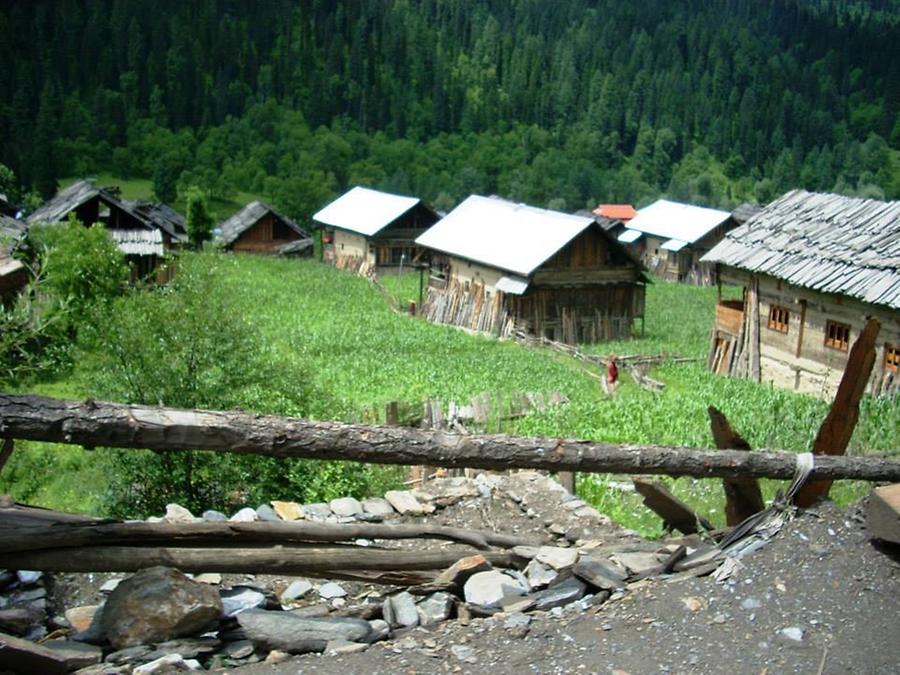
left=617, top=199, right=733, bottom=284
left=701, top=190, right=900, bottom=397
left=415, top=195, right=647, bottom=344
left=312, top=186, right=438, bottom=274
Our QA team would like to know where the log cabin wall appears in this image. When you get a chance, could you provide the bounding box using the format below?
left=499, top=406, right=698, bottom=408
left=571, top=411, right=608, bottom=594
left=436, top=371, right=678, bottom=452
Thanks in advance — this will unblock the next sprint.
left=422, top=226, right=644, bottom=345
left=231, top=213, right=302, bottom=254
left=716, top=269, right=899, bottom=397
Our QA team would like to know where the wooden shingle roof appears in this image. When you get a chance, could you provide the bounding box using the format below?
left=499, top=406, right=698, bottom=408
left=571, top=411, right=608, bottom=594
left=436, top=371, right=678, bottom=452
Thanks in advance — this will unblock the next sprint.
left=218, top=201, right=310, bottom=247
left=702, top=190, right=900, bottom=310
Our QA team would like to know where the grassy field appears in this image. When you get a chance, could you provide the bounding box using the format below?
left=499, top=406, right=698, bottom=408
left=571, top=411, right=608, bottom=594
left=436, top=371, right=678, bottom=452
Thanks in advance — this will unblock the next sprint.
left=57, top=175, right=262, bottom=223
left=3, top=256, right=896, bottom=534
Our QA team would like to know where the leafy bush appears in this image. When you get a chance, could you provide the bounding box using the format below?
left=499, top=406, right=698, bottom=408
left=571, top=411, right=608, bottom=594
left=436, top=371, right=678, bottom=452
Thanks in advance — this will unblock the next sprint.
left=78, top=252, right=396, bottom=517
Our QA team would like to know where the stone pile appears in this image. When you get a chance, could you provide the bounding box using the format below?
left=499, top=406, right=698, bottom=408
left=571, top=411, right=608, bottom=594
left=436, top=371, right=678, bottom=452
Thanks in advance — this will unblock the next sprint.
left=1, top=472, right=688, bottom=673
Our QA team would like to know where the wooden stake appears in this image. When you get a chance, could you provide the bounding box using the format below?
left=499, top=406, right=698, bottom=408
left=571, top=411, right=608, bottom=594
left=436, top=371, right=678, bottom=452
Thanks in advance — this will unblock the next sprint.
left=794, top=318, right=880, bottom=507
left=0, top=438, right=14, bottom=474
left=632, top=478, right=715, bottom=534
left=708, top=407, right=764, bottom=526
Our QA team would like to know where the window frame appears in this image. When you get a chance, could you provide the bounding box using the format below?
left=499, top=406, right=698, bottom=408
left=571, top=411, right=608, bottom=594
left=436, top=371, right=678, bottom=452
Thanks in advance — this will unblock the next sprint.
left=885, top=343, right=899, bottom=373
left=767, top=305, right=790, bottom=333
left=824, top=319, right=851, bottom=351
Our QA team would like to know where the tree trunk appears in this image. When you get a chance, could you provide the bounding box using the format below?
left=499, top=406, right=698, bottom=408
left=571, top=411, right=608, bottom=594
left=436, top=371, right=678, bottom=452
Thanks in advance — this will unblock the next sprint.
left=1, top=394, right=898, bottom=481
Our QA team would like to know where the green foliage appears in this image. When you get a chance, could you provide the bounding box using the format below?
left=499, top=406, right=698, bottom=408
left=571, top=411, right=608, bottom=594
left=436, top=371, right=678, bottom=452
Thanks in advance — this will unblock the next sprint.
left=28, top=216, right=129, bottom=316
left=184, top=186, right=213, bottom=248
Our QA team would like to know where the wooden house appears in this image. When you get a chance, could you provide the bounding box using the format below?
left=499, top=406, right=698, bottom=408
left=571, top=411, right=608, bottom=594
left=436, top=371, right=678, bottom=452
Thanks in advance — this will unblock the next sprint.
left=218, top=201, right=312, bottom=256
left=27, top=180, right=186, bottom=280
left=0, top=215, right=27, bottom=299
left=313, top=186, right=439, bottom=275
left=617, top=199, right=734, bottom=284
left=702, top=190, right=900, bottom=397
left=416, top=195, right=647, bottom=344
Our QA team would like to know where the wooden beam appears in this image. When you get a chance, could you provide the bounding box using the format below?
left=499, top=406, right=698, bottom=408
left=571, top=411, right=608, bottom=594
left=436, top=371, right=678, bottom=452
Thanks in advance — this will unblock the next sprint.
left=708, top=406, right=765, bottom=526
left=0, top=546, right=517, bottom=577
left=1, top=393, right=898, bottom=481
left=0, top=439, right=13, bottom=474
left=866, top=484, right=900, bottom=545
left=632, top=478, right=715, bottom=534
left=0, top=519, right=540, bottom=554
left=794, top=318, right=880, bottom=507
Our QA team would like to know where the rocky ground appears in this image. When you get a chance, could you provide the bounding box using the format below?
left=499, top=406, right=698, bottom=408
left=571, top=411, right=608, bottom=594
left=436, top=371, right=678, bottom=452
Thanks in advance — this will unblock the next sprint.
left=1, top=472, right=898, bottom=674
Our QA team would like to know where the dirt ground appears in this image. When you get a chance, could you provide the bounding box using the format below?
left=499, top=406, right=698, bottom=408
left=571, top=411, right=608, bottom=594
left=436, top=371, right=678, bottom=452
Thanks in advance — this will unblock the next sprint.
left=230, top=501, right=898, bottom=674
left=39, top=475, right=900, bottom=675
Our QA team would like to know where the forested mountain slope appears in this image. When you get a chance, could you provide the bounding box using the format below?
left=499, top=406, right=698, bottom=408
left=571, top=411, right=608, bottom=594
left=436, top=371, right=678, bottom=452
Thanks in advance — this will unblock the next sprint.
left=1, top=0, right=897, bottom=215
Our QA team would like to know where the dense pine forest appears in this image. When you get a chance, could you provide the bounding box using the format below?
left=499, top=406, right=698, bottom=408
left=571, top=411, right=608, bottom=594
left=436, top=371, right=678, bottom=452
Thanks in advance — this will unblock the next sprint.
left=1, top=0, right=898, bottom=218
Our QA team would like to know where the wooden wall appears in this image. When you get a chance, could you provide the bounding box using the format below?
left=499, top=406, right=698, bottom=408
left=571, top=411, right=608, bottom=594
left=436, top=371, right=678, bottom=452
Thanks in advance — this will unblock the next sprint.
left=716, top=269, right=900, bottom=397
left=231, top=214, right=303, bottom=254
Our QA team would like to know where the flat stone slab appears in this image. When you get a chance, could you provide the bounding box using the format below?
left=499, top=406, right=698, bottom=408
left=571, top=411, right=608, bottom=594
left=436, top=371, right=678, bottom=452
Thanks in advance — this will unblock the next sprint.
left=271, top=501, right=304, bottom=521
left=330, top=497, right=363, bottom=517
left=463, top=571, right=526, bottom=609
left=532, top=576, right=587, bottom=611
left=255, top=504, right=281, bottom=522
left=361, top=498, right=394, bottom=517
left=573, top=559, right=627, bottom=591
left=281, top=579, right=313, bottom=603
left=384, top=490, right=425, bottom=515
left=536, top=546, right=579, bottom=570
left=237, top=609, right=371, bottom=654
left=383, top=591, right=418, bottom=628
left=229, top=507, right=258, bottom=522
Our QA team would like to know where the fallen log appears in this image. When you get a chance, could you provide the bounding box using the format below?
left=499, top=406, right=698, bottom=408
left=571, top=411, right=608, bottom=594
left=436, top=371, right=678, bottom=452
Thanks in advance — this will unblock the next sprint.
left=1, top=393, right=898, bottom=481
left=0, top=546, right=517, bottom=578
left=0, top=519, right=541, bottom=554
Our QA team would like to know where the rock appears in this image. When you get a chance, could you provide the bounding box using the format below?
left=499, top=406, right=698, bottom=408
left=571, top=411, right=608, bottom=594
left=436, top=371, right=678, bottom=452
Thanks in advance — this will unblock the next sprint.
left=326, top=639, right=369, bottom=655
left=193, top=573, right=222, bottom=585
left=450, top=644, right=477, bottom=663
left=164, top=503, right=196, bottom=523
left=222, top=640, right=255, bottom=659
left=532, top=576, right=587, bottom=611
left=133, top=654, right=202, bottom=673
left=264, top=649, right=291, bottom=664
left=302, top=503, right=332, bottom=521
left=612, top=551, right=665, bottom=576
left=384, top=490, right=425, bottom=515
left=416, top=592, right=453, bottom=626
left=10, top=587, right=46, bottom=603
left=236, top=609, right=371, bottom=654
left=383, top=591, right=418, bottom=628
left=0, top=631, right=79, bottom=673
left=99, top=579, right=122, bottom=593
left=503, top=612, right=532, bottom=629
left=220, top=587, right=267, bottom=617
left=361, top=498, right=394, bottom=517
left=463, top=571, right=526, bottom=609
left=318, top=582, right=347, bottom=600
left=255, top=504, right=281, bottom=522
left=229, top=507, right=258, bottom=522
left=290, top=605, right=331, bottom=618
left=512, top=546, right=540, bottom=559
left=0, top=607, right=40, bottom=635
left=501, top=596, right=536, bottom=614
left=0, top=570, right=16, bottom=590
left=148, top=637, right=220, bottom=660
left=71, top=604, right=106, bottom=645
left=271, top=501, right=304, bottom=521
left=330, top=497, right=363, bottom=517
left=433, top=554, right=492, bottom=589
left=65, top=605, right=100, bottom=633
left=525, top=560, right=558, bottom=589
left=105, top=644, right=154, bottom=665
left=16, top=570, right=43, bottom=585
left=281, top=579, right=313, bottom=603
left=682, top=596, right=705, bottom=612
left=741, top=597, right=762, bottom=610
left=201, top=510, right=227, bottom=522
left=367, top=619, right=391, bottom=642
left=536, top=546, right=579, bottom=570
left=562, top=499, right=588, bottom=511
left=572, top=559, right=627, bottom=591
left=41, top=640, right=103, bottom=670
left=779, top=626, right=804, bottom=642
left=101, top=567, right=223, bottom=650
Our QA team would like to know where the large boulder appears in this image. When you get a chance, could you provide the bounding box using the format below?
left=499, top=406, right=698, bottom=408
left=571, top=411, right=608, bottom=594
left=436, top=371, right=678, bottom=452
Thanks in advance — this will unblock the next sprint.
left=101, top=567, right=223, bottom=649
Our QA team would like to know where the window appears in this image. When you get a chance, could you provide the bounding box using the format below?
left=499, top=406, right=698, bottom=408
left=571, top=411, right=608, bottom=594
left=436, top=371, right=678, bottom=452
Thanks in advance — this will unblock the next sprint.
left=885, top=343, right=899, bottom=373
left=767, top=305, right=790, bottom=333
left=824, top=320, right=850, bottom=351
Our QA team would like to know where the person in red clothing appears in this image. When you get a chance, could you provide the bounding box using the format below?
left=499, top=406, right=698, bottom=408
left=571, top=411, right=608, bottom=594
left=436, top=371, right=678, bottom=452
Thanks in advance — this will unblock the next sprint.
left=606, top=354, right=619, bottom=392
